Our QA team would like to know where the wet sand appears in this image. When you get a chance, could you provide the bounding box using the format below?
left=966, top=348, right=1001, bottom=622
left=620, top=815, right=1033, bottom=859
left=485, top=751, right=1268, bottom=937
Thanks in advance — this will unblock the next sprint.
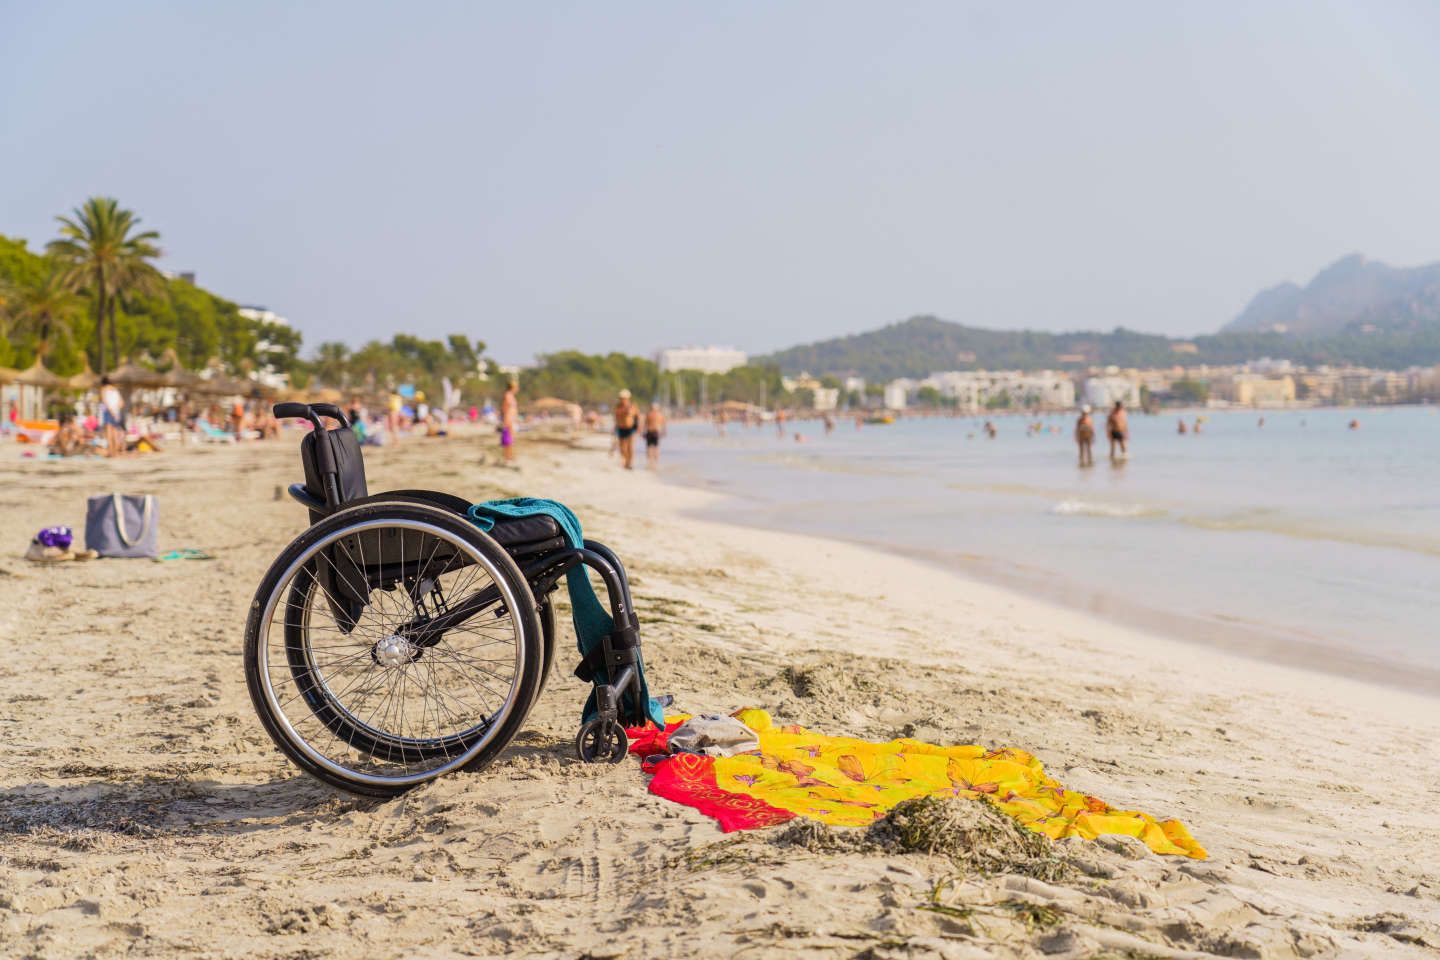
left=0, top=428, right=1436, bottom=958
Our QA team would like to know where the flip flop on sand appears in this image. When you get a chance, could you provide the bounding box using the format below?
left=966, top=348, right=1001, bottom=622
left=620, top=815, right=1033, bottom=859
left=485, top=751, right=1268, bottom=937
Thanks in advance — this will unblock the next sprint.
left=24, top=542, right=73, bottom=563
left=153, top=548, right=215, bottom=562
left=23, top=543, right=100, bottom=562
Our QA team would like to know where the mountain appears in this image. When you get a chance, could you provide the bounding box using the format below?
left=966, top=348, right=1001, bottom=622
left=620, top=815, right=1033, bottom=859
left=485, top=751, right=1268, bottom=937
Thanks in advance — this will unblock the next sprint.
left=758, top=316, right=1182, bottom=381
left=760, top=308, right=1440, bottom=381
left=1225, top=254, right=1440, bottom=337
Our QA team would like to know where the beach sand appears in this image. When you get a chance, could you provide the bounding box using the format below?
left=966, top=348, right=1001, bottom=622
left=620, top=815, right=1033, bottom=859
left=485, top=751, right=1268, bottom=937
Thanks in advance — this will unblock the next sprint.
left=0, top=430, right=1436, bottom=958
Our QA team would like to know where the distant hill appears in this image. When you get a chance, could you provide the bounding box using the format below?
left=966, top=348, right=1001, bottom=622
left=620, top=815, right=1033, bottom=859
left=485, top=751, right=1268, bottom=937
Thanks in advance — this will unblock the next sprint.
left=760, top=310, right=1440, bottom=381
left=758, top=317, right=1182, bottom=381
left=1225, top=254, right=1440, bottom=337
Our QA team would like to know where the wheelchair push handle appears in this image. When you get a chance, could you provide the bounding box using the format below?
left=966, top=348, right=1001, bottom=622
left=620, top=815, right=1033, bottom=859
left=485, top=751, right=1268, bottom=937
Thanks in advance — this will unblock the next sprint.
left=273, top=401, right=350, bottom=431
left=272, top=402, right=352, bottom=509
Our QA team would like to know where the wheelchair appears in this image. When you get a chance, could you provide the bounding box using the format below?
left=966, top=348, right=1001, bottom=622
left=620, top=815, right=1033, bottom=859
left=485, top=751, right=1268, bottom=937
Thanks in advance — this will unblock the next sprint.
left=243, top=402, right=653, bottom=797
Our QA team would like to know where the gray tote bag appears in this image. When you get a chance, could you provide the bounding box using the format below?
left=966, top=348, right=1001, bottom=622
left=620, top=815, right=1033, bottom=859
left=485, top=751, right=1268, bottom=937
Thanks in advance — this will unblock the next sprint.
left=85, top=493, right=159, bottom=558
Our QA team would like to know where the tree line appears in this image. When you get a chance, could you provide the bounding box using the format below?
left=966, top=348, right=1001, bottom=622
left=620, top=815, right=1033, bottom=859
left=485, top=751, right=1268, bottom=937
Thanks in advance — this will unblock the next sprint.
left=0, top=197, right=801, bottom=409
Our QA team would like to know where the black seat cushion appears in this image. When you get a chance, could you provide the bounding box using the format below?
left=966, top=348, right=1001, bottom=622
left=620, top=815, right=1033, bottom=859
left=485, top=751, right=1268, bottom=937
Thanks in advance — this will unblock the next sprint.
left=374, top=491, right=567, bottom=558
left=485, top=514, right=563, bottom=548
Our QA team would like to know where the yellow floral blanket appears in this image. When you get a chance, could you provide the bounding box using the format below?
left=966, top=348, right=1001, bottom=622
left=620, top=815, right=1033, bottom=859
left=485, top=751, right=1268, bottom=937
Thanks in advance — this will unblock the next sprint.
left=636, top=709, right=1206, bottom=859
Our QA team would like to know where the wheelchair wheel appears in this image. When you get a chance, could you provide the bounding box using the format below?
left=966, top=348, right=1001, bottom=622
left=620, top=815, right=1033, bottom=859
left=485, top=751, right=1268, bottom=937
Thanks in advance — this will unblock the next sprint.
left=245, top=501, right=542, bottom=797
left=576, top=717, right=629, bottom=764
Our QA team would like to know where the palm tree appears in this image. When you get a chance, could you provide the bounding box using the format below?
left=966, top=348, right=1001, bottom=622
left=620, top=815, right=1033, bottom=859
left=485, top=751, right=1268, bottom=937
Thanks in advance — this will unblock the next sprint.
left=13, top=268, right=81, bottom=363
left=47, top=197, right=163, bottom=374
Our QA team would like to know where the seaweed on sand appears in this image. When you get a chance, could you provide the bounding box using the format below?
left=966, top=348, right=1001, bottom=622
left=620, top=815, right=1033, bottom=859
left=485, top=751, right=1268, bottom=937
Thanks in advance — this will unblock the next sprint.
left=774, top=795, right=1071, bottom=883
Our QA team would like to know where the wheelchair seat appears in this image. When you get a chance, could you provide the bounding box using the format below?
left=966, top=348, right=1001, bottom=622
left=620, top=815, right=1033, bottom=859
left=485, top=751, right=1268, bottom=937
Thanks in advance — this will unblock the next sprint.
left=371, top=490, right=567, bottom=561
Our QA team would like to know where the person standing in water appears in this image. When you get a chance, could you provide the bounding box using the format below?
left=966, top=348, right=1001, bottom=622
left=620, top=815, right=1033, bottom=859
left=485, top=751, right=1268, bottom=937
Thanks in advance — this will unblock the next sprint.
left=1075, top=404, right=1095, bottom=467
left=643, top=403, right=666, bottom=467
left=500, top=379, right=518, bottom=467
left=1106, top=400, right=1129, bottom=460
left=614, top=388, right=639, bottom=469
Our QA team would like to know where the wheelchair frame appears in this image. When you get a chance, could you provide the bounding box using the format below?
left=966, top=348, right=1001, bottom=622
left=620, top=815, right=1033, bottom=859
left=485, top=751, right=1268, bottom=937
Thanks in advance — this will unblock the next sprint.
left=252, top=401, right=652, bottom=793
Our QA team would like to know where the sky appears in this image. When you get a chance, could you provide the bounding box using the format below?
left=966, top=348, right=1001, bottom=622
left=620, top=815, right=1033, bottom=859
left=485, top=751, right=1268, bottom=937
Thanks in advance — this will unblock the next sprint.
left=3, top=2, right=1439, bottom=363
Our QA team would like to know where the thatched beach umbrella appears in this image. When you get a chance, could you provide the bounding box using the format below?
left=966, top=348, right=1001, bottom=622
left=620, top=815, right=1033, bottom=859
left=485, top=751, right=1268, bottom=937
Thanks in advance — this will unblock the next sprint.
left=15, top=360, right=67, bottom=389
left=108, top=362, right=168, bottom=389
left=162, top=366, right=202, bottom=390
left=528, top=396, right=583, bottom=422
left=65, top=362, right=99, bottom=392
left=194, top=373, right=252, bottom=396
left=11, top=361, right=66, bottom=420
left=0, top=366, right=19, bottom=385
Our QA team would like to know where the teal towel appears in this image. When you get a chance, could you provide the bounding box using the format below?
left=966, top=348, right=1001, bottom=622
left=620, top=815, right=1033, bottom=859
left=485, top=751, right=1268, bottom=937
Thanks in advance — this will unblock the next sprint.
left=468, top=498, right=664, bottom=727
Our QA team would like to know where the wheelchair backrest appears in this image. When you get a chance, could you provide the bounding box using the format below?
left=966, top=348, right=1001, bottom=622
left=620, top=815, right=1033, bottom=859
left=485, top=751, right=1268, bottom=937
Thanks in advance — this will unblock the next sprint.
left=301, top=425, right=368, bottom=517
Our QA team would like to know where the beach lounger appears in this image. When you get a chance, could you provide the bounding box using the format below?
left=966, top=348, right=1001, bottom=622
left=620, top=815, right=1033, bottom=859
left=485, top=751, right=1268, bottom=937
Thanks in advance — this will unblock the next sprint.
left=194, top=420, right=236, bottom=443
left=244, top=402, right=658, bottom=797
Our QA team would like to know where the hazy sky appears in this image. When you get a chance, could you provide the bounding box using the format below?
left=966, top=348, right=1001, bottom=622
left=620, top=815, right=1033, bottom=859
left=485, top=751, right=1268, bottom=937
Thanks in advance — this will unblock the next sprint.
left=4, top=2, right=1439, bottom=362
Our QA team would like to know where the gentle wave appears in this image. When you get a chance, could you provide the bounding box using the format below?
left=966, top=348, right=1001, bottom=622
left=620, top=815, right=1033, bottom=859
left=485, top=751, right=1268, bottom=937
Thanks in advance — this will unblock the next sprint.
left=1178, top=512, right=1440, bottom=559
left=1049, top=499, right=1440, bottom=557
left=1051, top=500, right=1166, bottom=519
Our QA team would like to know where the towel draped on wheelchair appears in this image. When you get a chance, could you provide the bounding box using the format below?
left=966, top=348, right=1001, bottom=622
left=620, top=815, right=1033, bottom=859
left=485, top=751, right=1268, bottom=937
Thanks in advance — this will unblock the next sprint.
left=468, top=497, right=665, bottom=730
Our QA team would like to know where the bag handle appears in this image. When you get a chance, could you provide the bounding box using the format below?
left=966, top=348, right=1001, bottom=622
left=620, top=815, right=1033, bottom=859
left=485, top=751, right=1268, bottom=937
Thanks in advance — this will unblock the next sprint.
left=113, top=493, right=153, bottom=547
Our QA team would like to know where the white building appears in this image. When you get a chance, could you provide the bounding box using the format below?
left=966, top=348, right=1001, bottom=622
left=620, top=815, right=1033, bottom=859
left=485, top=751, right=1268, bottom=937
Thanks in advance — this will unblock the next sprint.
left=812, top=387, right=840, bottom=412
left=883, top=380, right=912, bottom=410
left=914, top=370, right=1075, bottom=411
left=1082, top=376, right=1142, bottom=409
left=238, top=306, right=292, bottom=389
left=238, top=305, right=289, bottom=328
left=656, top=346, right=748, bottom=374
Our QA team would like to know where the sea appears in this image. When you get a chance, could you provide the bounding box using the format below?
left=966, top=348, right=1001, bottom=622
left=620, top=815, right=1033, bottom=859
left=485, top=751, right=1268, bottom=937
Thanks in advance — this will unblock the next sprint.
left=660, top=406, right=1440, bottom=694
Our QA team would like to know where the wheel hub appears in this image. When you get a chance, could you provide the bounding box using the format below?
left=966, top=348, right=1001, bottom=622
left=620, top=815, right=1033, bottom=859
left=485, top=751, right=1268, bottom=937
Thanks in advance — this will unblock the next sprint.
left=373, top=634, right=417, bottom=667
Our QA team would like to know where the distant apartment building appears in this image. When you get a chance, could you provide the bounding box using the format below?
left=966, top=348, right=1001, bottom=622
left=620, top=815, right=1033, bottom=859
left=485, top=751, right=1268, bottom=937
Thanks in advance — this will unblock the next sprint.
left=237, top=305, right=292, bottom=388
left=1082, top=375, right=1142, bottom=409
left=238, top=305, right=289, bottom=328
left=1227, top=373, right=1297, bottom=405
left=656, top=346, right=747, bottom=374
left=883, top=380, right=912, bottom=410
left=887, top=370, right=1075, bottom=411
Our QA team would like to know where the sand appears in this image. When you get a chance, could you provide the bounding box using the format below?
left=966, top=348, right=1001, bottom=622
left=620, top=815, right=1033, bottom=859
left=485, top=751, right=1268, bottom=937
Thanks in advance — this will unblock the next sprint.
left=0, top=428, right=1437, bottom=959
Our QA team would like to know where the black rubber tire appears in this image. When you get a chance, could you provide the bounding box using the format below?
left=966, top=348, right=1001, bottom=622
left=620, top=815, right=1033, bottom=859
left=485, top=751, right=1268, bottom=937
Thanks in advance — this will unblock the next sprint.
left=575, top=718, right=629, bottom=764
left=536, top=596, right=558, bottom=700
left=245, top=500, right=543, bottom=798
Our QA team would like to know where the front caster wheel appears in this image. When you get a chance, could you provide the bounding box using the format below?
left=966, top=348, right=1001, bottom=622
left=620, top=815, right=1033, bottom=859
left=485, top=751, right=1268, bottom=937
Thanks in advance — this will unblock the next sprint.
left=575, top=718, right=629, bottom=763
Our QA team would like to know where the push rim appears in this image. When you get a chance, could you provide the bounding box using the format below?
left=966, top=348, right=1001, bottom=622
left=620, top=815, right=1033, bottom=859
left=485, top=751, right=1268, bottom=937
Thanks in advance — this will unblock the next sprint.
left=256, top=516, right=528, bottom=788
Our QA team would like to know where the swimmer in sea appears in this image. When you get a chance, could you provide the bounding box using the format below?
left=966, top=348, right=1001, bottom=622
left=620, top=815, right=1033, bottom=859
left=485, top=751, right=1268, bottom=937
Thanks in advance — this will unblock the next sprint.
left=1106, top=400, right=1129, bottom=460
left=1075, top=405, right=1095, bottom=467
left=614, top=388, right=639, bottom=469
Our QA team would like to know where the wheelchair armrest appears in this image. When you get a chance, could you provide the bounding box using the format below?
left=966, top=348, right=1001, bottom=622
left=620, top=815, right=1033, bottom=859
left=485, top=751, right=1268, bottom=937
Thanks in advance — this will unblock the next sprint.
left=287, top=483, right=326, bottom=512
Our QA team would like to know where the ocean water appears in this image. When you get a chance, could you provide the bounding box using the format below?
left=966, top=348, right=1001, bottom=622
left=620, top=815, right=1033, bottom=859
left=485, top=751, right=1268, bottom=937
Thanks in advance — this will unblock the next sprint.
left=661, top=406, right=1440, bottom=692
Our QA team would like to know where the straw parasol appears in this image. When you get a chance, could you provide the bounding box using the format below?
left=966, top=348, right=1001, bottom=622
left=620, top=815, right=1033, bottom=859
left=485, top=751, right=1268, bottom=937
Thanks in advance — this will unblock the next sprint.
left=0, top=366, right=18, bottom=385
left=108, top=362, right=168, bottom=389
left=14, top=359, right=67, bottom=389
left=65, top=361, right=99, bottom=392
left=162, top=366, right=202, bottom=390
left=194, top=372, right=253, bottom=396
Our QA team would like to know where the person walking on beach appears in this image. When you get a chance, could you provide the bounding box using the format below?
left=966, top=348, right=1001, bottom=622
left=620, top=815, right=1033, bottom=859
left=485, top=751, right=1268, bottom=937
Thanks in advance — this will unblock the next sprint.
left=500, top=379, right=518, bottom=466
left=614, top=389, right=639, bottom=469
left=99, top=376, right=125, bottom=457
left=1074, top=404, right=1095, bottom=467
left=643, top=404, right=666, bottom=467
left=1106, top=400, right=1129, bottom=461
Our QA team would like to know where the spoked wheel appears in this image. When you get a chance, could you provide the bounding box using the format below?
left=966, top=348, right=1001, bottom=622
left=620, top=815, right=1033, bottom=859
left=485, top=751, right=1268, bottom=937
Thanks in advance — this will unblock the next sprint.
left=245, top=502, right=542, bottom=797
left=575, top=717, right=629, bottom=764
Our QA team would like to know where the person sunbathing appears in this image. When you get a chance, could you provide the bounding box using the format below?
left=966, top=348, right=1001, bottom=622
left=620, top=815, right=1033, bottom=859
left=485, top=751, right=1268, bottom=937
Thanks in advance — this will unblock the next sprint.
left=49, top=414, right=92, bottom=457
